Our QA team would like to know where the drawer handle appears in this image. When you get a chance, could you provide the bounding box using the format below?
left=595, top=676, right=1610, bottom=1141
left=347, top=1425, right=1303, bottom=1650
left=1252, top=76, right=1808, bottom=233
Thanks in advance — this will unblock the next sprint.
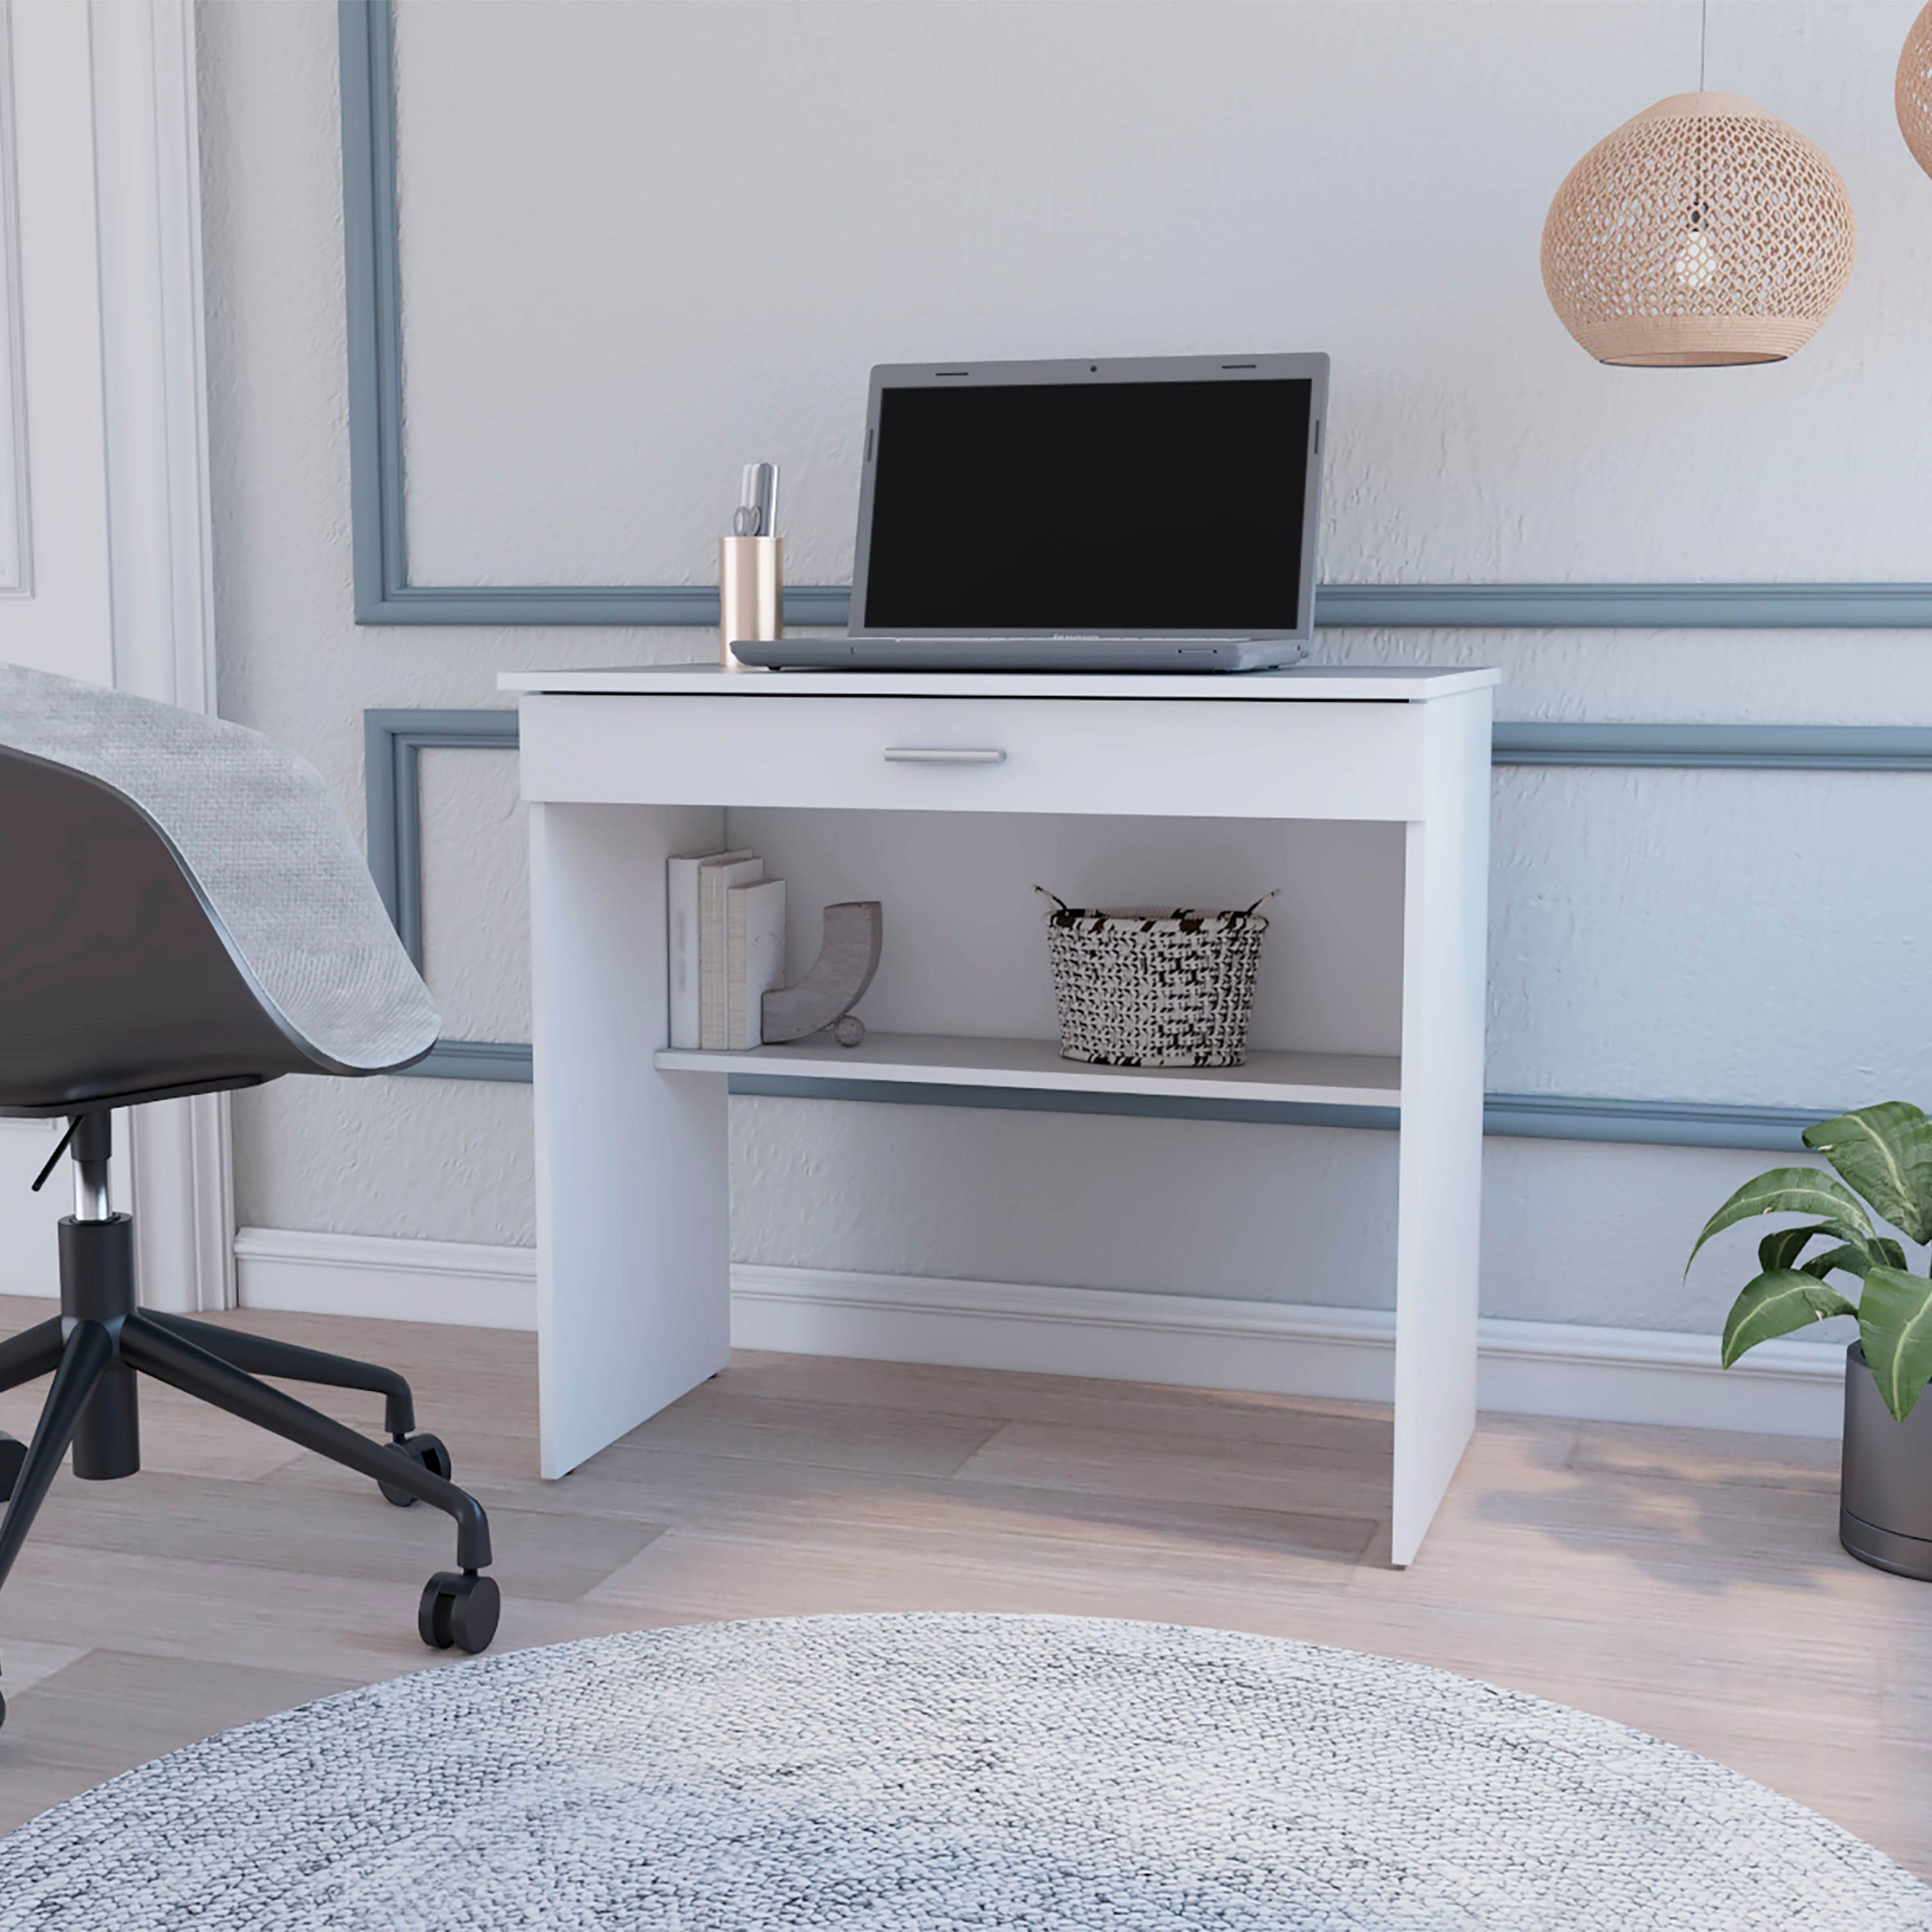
left=883, top=746, right=1007, bottom=765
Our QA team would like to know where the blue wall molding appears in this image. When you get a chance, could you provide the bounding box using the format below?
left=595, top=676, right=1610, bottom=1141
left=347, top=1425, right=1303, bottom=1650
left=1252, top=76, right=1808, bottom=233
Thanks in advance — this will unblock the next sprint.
left=339, top=0, right=846, bottom=633
left=730, top=1077, right=1827, bottom=1154
left=364, top=708, right=528, bottom=1080
left=1491, top=722, right=1932, bottom=771
left=337, top=0, right=1932, bottom=634
left=365, top=707, right=1929, bottom=1142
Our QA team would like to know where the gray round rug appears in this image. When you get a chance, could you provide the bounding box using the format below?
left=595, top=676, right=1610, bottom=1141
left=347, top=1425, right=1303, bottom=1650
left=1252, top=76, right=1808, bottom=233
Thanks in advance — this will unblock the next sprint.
left=0, top=1613, right=1925, bottom=1929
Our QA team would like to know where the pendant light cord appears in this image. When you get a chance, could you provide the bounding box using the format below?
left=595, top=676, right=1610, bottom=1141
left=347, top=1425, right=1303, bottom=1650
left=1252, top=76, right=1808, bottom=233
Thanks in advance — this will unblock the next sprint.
left=1697, top=1, right=1709, bottom=239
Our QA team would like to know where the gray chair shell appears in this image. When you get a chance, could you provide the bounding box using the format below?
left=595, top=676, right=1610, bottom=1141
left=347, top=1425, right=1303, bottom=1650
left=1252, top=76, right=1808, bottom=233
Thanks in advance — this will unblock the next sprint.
left=0, top=665, right=497, bottom=1677
left=0, top=662, right=437, bottom=1112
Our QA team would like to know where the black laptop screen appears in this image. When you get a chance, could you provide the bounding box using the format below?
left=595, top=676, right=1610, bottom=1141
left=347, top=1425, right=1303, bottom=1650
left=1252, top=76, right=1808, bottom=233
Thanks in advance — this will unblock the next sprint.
left=858, top=377, right=1313, bottom=632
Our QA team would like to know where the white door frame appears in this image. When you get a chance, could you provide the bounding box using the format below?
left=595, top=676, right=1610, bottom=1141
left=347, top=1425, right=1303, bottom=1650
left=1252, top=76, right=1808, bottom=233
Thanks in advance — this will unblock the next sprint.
left=86, top=0, right=234, bottom=1312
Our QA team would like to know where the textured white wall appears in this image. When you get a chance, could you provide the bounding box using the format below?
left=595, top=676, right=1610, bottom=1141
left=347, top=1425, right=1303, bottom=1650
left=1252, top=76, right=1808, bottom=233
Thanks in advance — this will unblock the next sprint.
left=200, top=1, right=1932, bottom=1340
left=392, top=1, right=1932, bottom=586
left=200, top=0, right=607, bottom=1248
left=419, top=747, right=530, bottom=1043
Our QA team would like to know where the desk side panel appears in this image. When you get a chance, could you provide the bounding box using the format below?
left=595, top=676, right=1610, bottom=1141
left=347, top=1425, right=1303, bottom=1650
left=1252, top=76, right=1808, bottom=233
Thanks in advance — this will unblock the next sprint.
left=1391, top=687, right=1492, bottom=1565
left=529, top=799, right=730, bottom=1477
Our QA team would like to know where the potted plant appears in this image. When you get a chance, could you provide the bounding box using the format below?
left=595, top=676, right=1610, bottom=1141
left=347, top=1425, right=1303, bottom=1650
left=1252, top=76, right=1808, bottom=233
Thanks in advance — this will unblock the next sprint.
left=1687, top=1101, right=1932, bottom=1580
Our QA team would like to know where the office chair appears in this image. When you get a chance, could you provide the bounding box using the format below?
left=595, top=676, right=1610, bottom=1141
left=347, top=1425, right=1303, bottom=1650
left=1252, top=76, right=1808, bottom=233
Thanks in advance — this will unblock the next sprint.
left=0, top=664, right=498, bottom=1728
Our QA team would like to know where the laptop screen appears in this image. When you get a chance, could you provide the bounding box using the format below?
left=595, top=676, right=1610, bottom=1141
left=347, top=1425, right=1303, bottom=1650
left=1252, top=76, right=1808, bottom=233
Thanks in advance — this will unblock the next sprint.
left=857, top=376, right=1314, bottom=634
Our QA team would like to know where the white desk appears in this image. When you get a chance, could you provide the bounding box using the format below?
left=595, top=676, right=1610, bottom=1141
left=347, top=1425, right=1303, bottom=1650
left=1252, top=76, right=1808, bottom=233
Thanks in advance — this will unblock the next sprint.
left=504, top=663, right=1497, bottom=1566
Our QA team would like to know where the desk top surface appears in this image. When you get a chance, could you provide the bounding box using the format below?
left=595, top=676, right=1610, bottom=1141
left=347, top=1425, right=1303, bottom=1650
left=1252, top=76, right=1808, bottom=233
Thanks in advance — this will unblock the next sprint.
left=499, top=663, right=1501, bottom=702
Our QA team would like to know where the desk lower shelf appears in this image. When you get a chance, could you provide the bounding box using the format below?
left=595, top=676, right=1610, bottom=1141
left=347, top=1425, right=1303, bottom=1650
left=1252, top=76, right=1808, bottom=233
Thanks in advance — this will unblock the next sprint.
left=654, top=1032, right=1401, bottom=1109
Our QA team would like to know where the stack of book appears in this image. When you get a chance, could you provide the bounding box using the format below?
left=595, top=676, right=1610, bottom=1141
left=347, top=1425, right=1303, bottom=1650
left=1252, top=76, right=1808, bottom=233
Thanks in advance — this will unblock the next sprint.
left=667, top=850, right=787, bottom=1050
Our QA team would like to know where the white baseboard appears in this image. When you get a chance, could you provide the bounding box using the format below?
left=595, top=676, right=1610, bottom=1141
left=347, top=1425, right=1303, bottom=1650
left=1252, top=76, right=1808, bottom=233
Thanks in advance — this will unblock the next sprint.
left=233, top=1227, right=539, bottom=1332
left=231, top=1231, right=1845, bottom=1439
left=729, top=1265, right=1844, bottom=1439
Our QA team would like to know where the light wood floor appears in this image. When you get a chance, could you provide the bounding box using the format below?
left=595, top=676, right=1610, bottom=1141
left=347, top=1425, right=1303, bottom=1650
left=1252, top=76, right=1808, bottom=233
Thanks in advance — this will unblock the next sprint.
left=0, top=1294, right=1927, bottom=1878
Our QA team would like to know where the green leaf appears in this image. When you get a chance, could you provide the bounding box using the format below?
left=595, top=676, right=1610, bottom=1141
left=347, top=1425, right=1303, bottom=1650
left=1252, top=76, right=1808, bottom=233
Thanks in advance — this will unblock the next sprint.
left=1721, top=1271, right=1857, bottom=1368
left=1687, top=1168, right=1875, bottom=1276
left=1762, top=1227, right=1908, bottom=1279
left=1758, top=1224, right=1826, bottom=1272
left=1757, top=1222, right=1868, bottom=1273
left=1796, top=1236, right=1907, bottom=1282
left=1801, top=1244, right=1873, bottom=1280
left=1857, top=1267, right=1932, bottom=1422
left=1803, top=1103, right=1932, bottom=1245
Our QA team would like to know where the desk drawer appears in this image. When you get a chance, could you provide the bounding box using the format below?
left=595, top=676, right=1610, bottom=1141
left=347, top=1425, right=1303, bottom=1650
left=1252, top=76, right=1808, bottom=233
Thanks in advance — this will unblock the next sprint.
left=519, top=694, right=1428, bottom=821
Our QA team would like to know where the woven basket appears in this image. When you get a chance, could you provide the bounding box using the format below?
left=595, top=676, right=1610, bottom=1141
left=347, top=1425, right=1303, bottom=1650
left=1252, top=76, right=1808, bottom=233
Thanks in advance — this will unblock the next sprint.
left=1037, top=888, right=1273, bottom=1068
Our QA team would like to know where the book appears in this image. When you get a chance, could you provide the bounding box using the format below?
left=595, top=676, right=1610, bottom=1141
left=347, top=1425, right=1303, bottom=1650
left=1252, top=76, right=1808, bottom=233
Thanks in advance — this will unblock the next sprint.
left=726, top=878, right=788, bottom=1050
left=699, top=855, right=765, bottom=1048
left=667, top=851, right=752, bottom=1050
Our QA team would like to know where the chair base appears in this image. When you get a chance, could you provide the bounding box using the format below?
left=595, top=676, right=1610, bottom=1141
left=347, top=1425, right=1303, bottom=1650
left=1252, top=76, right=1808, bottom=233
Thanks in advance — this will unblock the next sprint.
left=0, top=1203, right=499, bottom=1726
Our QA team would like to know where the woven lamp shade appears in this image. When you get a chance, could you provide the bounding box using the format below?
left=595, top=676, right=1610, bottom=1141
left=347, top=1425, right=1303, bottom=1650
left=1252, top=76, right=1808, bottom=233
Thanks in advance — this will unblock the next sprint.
left=1541, top=92, right=1856, bottom=366
left=1899, top=3, right=1932, bottom=178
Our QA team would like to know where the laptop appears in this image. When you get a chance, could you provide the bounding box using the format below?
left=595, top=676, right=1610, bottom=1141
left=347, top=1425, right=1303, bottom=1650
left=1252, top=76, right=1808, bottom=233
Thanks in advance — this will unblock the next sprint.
left=733, top=352, right=1328, bottom=673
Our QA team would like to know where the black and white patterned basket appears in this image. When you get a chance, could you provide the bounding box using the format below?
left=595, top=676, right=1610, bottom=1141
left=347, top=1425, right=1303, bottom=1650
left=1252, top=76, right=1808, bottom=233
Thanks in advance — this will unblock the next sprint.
left=1037, top=888, right=1274, bottom=1068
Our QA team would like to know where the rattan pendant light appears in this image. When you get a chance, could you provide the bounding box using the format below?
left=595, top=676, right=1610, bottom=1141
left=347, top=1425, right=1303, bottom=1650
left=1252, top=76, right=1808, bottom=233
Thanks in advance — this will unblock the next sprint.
left=1898, top=3, right=1932, bottom=178
left=1541, top=13, right=1856, bottom=366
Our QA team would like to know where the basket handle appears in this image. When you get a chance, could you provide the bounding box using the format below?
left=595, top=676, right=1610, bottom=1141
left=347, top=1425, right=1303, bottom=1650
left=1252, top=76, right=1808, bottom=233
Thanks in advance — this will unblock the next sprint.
left=1038, top=886, right=1276, bottom=915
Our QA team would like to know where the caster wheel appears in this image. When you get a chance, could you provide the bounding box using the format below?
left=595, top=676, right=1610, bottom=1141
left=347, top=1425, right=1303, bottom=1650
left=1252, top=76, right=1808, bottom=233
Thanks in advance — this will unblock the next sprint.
left=379, top=1432, right=451, bottom=1507
left=0, top=1430, right=22, bottom=1502
left=419, top=1570, right=499, bottom=1653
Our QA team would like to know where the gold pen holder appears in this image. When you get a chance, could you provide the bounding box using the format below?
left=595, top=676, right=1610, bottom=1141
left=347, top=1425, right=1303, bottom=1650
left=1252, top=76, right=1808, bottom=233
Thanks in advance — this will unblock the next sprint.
left=719, top=536, right=782, bottom=672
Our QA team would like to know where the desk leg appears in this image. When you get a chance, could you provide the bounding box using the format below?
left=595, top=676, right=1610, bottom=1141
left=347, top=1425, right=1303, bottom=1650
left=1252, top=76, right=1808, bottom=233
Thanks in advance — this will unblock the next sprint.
left=530, top=800, right=730, bottom=1479
left=1390, top=698, right=1491, bottom=1566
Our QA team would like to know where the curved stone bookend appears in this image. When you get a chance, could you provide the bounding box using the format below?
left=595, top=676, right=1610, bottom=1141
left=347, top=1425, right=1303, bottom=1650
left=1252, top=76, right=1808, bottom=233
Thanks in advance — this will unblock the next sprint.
left=761, top=901, right=882, bottom=1046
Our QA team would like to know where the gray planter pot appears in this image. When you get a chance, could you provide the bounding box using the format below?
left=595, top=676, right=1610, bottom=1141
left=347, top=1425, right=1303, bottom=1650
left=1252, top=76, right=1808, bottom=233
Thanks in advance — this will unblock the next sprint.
left=1840, top=1341, right=1932, bottom=1580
